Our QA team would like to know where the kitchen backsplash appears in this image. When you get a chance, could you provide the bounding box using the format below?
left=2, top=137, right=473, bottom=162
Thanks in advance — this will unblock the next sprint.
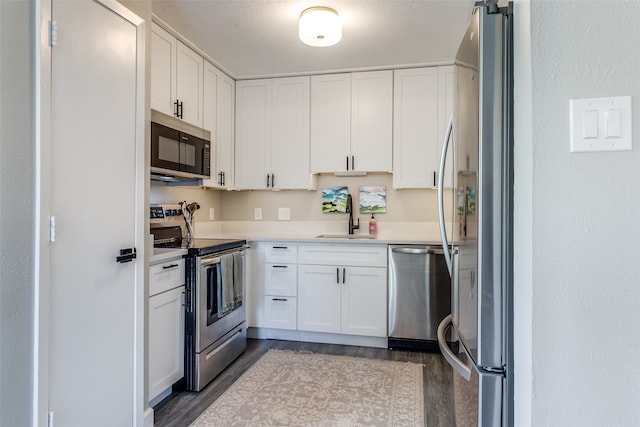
left=151, top=174, right=452, bottom=225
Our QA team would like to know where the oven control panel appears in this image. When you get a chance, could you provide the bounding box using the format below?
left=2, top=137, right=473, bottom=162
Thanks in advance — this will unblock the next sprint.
left=150, top=204, right=184, bottom=222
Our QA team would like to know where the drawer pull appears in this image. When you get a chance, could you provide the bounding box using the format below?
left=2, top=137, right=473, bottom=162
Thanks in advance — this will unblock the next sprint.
left=272, top=298, right=288, bottom=302
left=162, top=264, right=179, bottom=269
left=272, top=265, right=288, bottom=269
left=272, top=246, right=288, bottom=249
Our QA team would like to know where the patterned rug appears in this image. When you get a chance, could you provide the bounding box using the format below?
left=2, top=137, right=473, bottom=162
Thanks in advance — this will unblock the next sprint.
left=189, top=349, right=425, bottom=426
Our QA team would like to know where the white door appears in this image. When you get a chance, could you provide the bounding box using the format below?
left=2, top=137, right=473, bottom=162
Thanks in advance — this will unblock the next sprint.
left=49, top=1, right=143, bottom=425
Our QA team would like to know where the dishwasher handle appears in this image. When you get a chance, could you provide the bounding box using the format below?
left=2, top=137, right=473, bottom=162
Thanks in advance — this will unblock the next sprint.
left=391, top=247, right=444, bottom=255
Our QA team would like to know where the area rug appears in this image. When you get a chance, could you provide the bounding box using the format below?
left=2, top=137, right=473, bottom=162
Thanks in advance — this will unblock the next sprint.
left=189, top=349, right=425, bottom=426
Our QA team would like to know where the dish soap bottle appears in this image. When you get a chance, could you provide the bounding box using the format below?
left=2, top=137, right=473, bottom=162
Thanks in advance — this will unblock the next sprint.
left=368, top=213, right=377, bottom=236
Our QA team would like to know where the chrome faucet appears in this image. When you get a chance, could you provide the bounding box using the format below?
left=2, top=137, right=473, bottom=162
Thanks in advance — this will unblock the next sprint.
left=346, top=194, right=360, bottom=234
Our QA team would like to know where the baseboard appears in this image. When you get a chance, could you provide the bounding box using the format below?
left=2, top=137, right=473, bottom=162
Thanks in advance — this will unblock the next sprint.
left=143, top=407, right=154, bottom=427
left=248, top=327, right=387, bottom=349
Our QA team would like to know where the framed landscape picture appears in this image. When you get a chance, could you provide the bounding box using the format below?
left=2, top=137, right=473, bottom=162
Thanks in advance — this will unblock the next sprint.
left=359, top=186, right=386, bottom=213
left=322, top=186, right=348, bottom=213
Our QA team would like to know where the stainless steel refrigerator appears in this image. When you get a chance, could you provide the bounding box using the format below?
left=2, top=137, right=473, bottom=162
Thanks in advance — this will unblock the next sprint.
left=436, top=2, right=514, bottom=426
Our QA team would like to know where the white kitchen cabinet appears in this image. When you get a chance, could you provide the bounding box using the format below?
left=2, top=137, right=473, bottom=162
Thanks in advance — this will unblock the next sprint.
left=148, top=256, right=185, bottom=403
left=437, top=65, right=457, bottom=188
left=235, top=76, right=312, bottom=190
left=252, top=242, right=299, bottom=331
left=202, top=61, right=235, bottom=189
left=392, top=66, right=462, bottom=189
left=297, top=244, right=387, bottom=337
left=151, top=22, right=204, bottom=127
left=310, top=70, right=393, bottom=173
left=393, top=67, right=439, bottom=188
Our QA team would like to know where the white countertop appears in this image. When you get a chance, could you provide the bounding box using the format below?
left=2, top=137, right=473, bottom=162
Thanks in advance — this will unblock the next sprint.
left=195, top=231, right=444, bottom=246
left=150, top=247, right=188, bottom=264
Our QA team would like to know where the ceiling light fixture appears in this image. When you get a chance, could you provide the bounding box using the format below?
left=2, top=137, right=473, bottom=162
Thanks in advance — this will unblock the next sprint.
left=299, top=6, right=342, bottom=47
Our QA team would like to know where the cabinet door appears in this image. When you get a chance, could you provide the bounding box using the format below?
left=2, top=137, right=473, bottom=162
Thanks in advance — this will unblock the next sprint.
left=341, top=267, right=387, bottom=337
left=271, top=76, right=310, bottom=189
left=264, top=296, right=297, bottom=330
left=202, top=62, right=235, bottom=189
left=350, top=70, right=393, bottom=172
left=148, top=286, right=185, bottom=402
left=235, top=80, right=271, bottom=189
left=297, top=265, right=341, bottom=333
left=393, top=67, right=440, bottom=189
left=150, top=23, right=176, bottom=117
left=175, top=41, right=204, bottom=127
left=437, top=66, right=457, bottom=188
left=310, top=73, right=351, bottom=173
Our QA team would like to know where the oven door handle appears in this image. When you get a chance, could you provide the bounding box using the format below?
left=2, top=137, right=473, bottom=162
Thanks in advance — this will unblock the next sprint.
left=201, top=256, right=221, bottom=267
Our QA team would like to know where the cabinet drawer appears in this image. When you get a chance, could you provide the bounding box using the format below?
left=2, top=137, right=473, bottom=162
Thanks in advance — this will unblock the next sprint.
left=264, top=243, right=297, bottom=263
left=150, top=258, right=185, bottom=296
left=264, top=263, right=297, bottom=297
left=298, top=244, right=387, bottom=267
left=264, top=296, right=297, bottom=330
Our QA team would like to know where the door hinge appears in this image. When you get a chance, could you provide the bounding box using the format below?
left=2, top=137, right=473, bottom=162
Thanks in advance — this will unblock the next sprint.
left=49, top=20, right=58, bottom=46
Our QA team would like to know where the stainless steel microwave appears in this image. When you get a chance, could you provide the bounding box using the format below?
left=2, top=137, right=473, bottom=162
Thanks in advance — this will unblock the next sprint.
left=150, top=110, right=211, bottom=182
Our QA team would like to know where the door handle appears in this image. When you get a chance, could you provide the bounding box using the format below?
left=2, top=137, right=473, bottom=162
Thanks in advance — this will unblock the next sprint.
left=116, top=248, right=137, bottom=263
left=437, top=314, right=472, bottom=381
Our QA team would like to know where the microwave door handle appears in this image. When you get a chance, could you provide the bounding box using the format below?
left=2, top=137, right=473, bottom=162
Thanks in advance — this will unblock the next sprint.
left=437, top=314, right=472, bottom=381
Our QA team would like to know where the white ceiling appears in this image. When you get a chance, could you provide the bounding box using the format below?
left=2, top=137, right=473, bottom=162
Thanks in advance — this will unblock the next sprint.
left=151, top=0, right=476, bottom=80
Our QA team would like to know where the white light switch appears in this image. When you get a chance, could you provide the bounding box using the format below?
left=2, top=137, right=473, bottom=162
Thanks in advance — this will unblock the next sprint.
left=209, top=208, right=215, bottom=221
left=570, top=96, right=632, bottom=152
left=605, top=108, right=621, bottom=138
left=581, top=110, right=598, bottom=138
left=254, top=208, right=262, bottom=221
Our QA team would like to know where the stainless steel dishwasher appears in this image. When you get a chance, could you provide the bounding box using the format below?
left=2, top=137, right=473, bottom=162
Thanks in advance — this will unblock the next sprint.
left=388, top=245, right=451, bottom=351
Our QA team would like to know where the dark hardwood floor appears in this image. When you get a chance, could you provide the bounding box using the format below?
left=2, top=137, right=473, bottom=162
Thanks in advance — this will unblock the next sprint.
left=153, top=338, right=456, bottom=427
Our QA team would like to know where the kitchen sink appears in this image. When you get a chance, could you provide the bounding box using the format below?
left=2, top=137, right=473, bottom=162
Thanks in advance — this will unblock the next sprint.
left=315, top=234, right=375, bottom=239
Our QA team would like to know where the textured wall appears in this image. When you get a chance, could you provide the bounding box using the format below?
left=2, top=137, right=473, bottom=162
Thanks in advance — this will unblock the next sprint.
left=0, top=1, right=36, bottom=425
left=517, top=1, right=640, bottom=425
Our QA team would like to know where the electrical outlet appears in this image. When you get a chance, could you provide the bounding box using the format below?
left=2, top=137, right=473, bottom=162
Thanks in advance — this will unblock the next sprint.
left=278, top=207, right=290, bottom=221
left=209, top=208, right=215, bottom=221
left=254, top=208, right=262, bottom=221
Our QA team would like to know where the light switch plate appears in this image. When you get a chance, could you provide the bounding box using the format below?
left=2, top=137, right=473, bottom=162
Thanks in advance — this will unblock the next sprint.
left=254, top=208, right=262, bottom=221
left=278, top=207, right=290, bottom=221
left=569, top=96, right=632, bottom=152
left=209, top=208, right=215, bottom=221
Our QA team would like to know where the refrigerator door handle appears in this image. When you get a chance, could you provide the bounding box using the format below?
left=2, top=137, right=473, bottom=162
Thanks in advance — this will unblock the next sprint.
left=437, top=314, right=472, bottom=381
left=437, top=114, right=455, bottom=275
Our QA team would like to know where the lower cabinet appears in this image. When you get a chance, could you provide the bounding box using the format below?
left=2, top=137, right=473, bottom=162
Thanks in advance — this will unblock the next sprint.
left=297, top=264, right=387, bottom=337
left=148, top=256, right=185, bottom=404
left=263, top=296, right=297, bottom=330
left=148, top=285, right=185, bottom=402
left=248, top=242, right=388, bottom=344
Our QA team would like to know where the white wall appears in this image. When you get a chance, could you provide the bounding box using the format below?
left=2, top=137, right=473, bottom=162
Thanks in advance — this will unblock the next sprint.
left=514, top=1, right=640, bottom=425
left=0, top=1, right=36, bottom=425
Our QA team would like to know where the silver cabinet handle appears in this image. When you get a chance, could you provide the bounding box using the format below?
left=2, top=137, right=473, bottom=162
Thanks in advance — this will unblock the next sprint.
left=391, top=247, right=445, bottom=255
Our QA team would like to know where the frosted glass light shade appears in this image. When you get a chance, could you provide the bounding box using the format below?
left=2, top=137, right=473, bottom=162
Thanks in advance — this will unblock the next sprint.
left=299, top=6, right=342, bottom=47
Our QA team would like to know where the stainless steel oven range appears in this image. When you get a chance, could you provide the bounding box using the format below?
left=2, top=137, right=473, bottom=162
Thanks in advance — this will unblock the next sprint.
left=152, top=226, right=247, bottom=392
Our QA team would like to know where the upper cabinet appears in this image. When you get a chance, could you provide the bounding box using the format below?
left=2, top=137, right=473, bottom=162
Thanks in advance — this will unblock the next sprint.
left=201, top=61, right=235, bottom=189
left=235, top=76, right=313, bottom=190
left=393, top=66, right=467, bottom=189
left=151, top=23, right=204, bottom=128
left=310, top=70, right=393, bottom=174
